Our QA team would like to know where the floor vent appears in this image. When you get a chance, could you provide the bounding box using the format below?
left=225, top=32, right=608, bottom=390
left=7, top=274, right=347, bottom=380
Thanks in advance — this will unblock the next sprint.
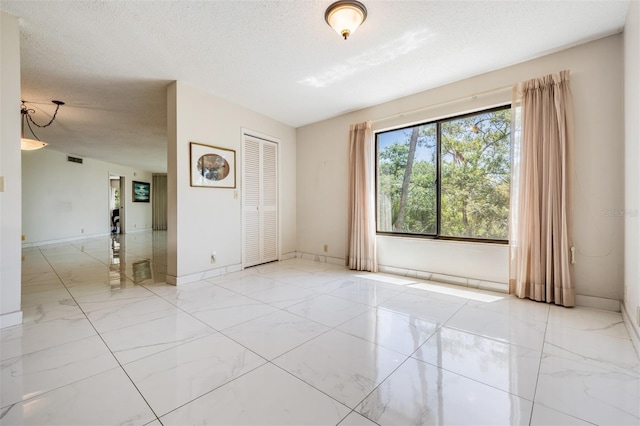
left=67, top=156, right=83, bottom=164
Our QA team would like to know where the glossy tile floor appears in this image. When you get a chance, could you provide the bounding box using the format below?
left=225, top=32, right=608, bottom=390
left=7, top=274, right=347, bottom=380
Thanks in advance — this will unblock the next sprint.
left=2, top=231, right=639, bottom=425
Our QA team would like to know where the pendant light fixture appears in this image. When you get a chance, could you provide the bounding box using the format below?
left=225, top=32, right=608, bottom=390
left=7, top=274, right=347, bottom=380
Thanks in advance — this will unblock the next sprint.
left=325, top=0, right=367, bottom=40
left=20, top=99, right=65, bottom=151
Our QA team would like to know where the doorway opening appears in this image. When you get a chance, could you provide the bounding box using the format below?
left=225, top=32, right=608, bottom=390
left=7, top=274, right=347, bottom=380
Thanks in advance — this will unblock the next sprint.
left=109, top=174, right=125, bottom=234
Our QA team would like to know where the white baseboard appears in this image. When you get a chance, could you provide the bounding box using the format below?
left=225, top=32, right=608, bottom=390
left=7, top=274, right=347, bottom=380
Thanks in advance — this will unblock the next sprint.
left=291, top=254, right=509, bottom=293
left=0, top=310, right=23, bottom=329
left=280, top=251, right=297, bottom=261
left=296, top=252, right=346, bottom=266
left=21, top=229, right=157, bottom=248
left=22, top=232, right=111, bottom=248
left=621, top=302, right=640, bottom=358
left=166, top=263, right=243, bottom=286
left=376, top=264, right=624, bottom=309
left=574, top=294, right=621, bottom=312
left=378, top=264, right=509, bottom=294
left=126, top=227, right=153, bottom=233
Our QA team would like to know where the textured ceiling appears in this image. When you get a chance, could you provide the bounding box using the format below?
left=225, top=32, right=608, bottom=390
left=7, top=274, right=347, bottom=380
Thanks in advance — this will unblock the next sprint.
left=1, top=0, right=630, bottom=173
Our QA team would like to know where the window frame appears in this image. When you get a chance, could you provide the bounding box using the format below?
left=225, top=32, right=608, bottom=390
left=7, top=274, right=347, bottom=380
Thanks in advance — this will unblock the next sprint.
left=375, top=103, right=511, bottom=245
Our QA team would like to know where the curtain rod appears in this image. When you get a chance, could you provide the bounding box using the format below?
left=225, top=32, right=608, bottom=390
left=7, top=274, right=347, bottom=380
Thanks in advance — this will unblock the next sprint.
left=372, top=84, right=513, bottom=124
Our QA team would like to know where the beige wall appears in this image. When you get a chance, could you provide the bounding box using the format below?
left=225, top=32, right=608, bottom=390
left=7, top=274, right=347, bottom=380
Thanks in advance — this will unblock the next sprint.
left=297, top=34, right=624, bottom=302
left=22, top=149, right=153, bottom=245
left=0, top=13, right=22, bottom=328
left=624, top=0, right=640, bottom=349
left=0, top=12, right=23, bottom=328
left=167, top=81, right=296, bottom=284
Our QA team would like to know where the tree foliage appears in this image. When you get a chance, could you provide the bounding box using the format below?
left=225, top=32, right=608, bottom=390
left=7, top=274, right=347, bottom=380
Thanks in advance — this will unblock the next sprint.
left=377, top=108, right=511, bottom=240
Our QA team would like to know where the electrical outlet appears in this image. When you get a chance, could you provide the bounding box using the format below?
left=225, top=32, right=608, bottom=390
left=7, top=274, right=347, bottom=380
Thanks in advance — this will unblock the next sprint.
left=21, top=235, right=25, bottom=241
left=81, top=229, right=84, bottom=234
left=323, top=244, right=328, bottom=252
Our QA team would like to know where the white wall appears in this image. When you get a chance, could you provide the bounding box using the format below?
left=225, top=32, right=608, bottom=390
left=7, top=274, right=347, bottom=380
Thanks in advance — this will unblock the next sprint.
left=22, top=149, right=153, bottom=245
left=297, top=35, right=624, bottom=302
left=0, top=12, right=23, bottom=328
left=624, top=0, right=640, bottom=350
left=167, top=81, right=296, bottom=284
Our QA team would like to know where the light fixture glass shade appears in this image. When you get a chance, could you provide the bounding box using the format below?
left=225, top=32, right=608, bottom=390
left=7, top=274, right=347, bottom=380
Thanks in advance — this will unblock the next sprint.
left=21, top=137, right=48, bottom=151
left=325, top=0, right=367, bottom=40
left=20, top=99, right=64, bottom=151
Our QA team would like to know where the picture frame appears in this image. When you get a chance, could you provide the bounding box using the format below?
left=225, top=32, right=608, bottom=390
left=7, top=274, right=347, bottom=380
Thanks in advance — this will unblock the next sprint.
left=132, top=181, right=150, bottom=202
left=190, top=142, right=236, bottom=188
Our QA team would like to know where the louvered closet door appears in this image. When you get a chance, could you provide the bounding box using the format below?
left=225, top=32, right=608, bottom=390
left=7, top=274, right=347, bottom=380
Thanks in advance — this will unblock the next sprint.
left=242, top=135, right=278, bottom=268
left=261, top=142, right=278, bottom=262
left=243, top=137, right=261, bottom=266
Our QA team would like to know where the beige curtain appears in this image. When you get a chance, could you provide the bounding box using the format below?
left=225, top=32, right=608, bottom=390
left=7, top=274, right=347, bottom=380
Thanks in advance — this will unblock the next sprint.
left=509, top=70, right=575, bottom=306
left=152, top=174, right=167, bottom=230
left=347, top=121, right=377, bottom=272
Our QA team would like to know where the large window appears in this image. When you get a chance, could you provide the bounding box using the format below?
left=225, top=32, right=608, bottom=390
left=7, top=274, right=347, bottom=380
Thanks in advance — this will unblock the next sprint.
left=376, top=105, right=511, bottom=242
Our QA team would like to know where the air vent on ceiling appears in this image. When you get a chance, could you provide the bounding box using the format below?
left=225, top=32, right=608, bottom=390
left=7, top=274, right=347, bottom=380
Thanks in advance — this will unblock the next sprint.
left=67, top=156, right=83, bottom=164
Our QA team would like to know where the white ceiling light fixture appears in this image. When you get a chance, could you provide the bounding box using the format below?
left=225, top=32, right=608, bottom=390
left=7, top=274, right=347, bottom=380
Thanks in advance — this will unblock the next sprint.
left=20, top=99, right=65, bottom=151
left=325, top=0, right=367, bottom=40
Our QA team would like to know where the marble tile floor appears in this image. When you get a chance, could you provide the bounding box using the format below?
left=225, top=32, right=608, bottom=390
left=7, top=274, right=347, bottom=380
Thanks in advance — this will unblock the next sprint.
left=1, top=231, right=639, bottom=425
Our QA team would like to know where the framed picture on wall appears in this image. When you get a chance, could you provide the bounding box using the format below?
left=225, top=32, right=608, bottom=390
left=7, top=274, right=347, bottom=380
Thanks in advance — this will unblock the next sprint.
left=132, top=181, right=150, bottom=202
left=190, top=142, right=236, bottom=188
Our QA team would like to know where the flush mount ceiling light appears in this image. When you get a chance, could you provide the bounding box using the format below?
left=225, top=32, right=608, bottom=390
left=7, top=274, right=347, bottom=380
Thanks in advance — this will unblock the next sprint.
left=325, top=0, right=367, bottom=40
left=20, top=99, right=65, bottom=151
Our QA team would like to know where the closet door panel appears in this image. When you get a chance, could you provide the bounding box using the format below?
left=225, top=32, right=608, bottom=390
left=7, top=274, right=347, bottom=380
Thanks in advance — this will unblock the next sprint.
left=262, top=141, right=278, bottom=262
left=243, top=137, right=262, bottom=267
left=263, top=210, right=278, bottom=262
left=244, top=209, right=261, bottom=266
